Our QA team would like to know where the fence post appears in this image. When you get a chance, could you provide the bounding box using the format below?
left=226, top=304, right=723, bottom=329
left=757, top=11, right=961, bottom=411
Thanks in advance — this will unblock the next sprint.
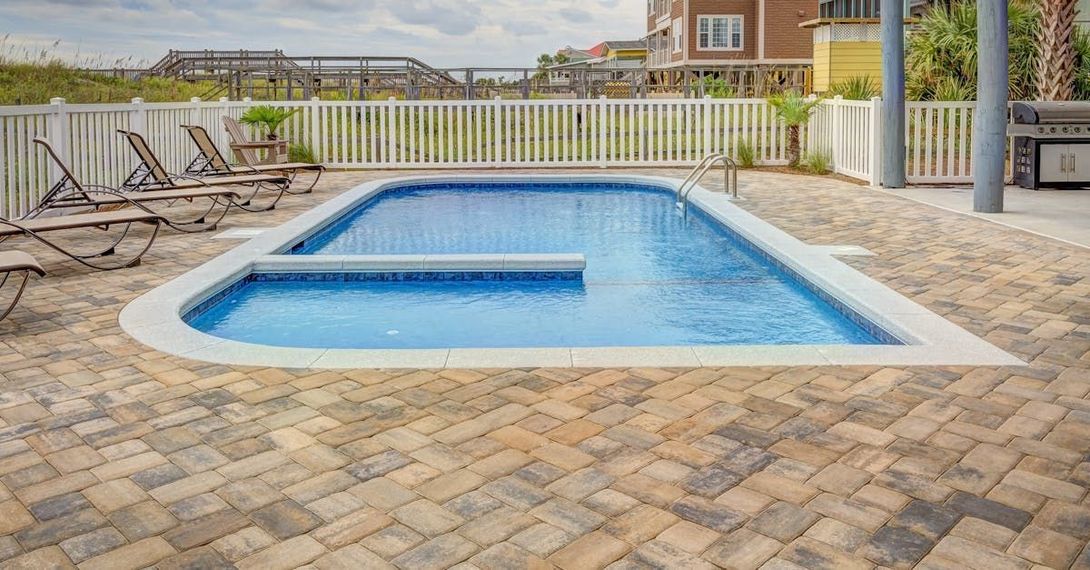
left=47, top=97, right=69, bottom=186
left=869, top=96, right=882, bottom=186
left=831, top=95, right=843, bottom=174
left=494, top=96, right=503, bottom=167
left=131, top=97, right=147, bottom=135
left=703, top=95, right=712, bottom=156
left=806, top=94, right=818, bottom=157
left=189, top=97, right=201, bottom=128
left=387, top=97, right=397, bottom=167
left=598, top=95, right=607, bottom=168
left=310, top=96, right=322, bottom=164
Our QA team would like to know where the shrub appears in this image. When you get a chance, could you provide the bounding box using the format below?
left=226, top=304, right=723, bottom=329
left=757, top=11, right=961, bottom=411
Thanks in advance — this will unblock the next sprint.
left=932, top=75, right=976, bottom=102
left=905, top=0, right=1039, bottom=101
left=735, top=139, right=756, bottom=168
left=800, top=148, right=832, bottom=175
left=828, top=75, right=880, bottom=100
left=289, top=142, right=317, bottom=164
left=701, top=76, right=736, bottom=98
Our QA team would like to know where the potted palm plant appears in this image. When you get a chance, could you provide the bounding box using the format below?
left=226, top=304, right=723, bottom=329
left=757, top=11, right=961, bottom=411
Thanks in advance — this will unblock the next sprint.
left=239, top=105, right=298, bottom=141
left=767, top=91, right=822, bottom=168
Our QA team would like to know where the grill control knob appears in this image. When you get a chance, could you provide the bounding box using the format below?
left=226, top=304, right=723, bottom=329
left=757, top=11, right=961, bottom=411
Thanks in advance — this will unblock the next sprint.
left=1063, top=126, right=1070, bottom=134
left=1039, top=127, right=1046, bottom=133
left=1050, top=127, right=1058, bottom=133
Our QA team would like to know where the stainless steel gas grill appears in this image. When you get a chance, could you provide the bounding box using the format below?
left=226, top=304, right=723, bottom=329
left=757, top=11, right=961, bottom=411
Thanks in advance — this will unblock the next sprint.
left=1010, top=101, right=1090, bottom=190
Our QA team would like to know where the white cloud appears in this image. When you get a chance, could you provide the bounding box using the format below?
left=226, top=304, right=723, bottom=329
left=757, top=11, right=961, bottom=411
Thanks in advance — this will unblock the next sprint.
left=0, top=0, right=645, bottom=68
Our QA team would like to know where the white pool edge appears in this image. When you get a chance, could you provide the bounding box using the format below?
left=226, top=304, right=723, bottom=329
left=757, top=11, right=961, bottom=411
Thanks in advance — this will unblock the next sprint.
left=118, top=174, right=1025, bottom=369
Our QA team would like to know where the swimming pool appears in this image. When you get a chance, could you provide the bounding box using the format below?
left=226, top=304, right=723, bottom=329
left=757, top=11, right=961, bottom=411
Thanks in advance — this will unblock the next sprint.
left=185, top=182, right=888, bottom=349
left=119, top=174, right=1022, bottom=368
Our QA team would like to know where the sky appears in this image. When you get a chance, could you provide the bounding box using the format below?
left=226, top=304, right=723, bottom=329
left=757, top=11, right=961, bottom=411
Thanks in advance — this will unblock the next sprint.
left=0, top=0, right=646, bottom=69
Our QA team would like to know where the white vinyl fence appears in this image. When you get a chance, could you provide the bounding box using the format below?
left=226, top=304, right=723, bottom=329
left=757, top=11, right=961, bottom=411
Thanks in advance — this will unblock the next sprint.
left=808, top=97, right=882, bottom=184
left=0, top=95, right=989, bottom=219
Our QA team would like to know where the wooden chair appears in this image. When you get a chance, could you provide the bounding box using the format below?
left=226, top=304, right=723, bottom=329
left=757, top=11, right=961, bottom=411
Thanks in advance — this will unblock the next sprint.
left=223, top=116, right=289, bottom=166
left=183, top=124, right=323, bottom=194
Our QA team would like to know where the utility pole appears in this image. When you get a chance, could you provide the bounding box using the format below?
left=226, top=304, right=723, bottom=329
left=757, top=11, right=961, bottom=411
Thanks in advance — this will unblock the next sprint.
left=881, top=0, right=906, bottom=188
left=973, top=0, right=1008, bottom=213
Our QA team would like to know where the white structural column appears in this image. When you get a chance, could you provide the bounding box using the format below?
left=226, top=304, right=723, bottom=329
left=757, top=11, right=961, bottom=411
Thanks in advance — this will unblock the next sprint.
left=973, top=0, right=1009, bottom=213
left=880, top=0, right=906, bottom=188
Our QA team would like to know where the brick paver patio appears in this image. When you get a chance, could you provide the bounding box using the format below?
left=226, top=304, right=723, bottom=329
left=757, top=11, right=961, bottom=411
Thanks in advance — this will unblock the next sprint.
left=0, top=169, right=1088, bottom=569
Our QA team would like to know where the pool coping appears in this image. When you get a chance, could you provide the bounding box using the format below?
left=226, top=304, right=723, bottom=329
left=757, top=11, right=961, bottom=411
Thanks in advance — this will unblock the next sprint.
left=118, top=174, right=1025, bottom=369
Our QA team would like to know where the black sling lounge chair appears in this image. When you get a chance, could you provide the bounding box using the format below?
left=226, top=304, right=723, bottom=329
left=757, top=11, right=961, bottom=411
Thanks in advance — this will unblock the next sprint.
left=32, top=137, right=242, bottom=233
left=117, top=130, right=289, bottom=212
left=182, top=123, right=324, bottom=194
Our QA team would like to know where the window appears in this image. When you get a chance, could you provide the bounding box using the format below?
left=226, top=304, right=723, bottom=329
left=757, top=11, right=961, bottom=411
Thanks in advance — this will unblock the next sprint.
left=672, top=18, right=683, bottom=53
left=697, top=15, right=743, bottom=51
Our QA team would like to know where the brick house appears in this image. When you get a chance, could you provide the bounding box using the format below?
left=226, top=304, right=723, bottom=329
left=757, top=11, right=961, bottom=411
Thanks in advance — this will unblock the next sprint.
left=646, top=0, right=819, bottom=70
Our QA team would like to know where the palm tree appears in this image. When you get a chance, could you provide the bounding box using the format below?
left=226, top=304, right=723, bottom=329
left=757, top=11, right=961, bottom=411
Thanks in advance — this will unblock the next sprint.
left=905, top=0, right=1039, bottom=101
left=1036, top=0, right=1078, bottom=100
left=767, top=91, right=821, bottom=167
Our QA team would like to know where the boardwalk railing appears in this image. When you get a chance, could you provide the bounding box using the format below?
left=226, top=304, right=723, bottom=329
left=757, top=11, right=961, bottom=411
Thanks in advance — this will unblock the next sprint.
left=0, top=95, right=992, bottom=219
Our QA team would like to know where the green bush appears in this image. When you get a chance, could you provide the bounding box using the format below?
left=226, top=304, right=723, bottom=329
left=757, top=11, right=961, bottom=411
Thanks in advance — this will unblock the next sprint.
left=701, top=76, right=736, bottom=98
left=905, top=0, right=1039, bottom=100
left=828, top=75, right=880, bottom=100
left=800, top=148, right=832, bottom=175
left=735, top=139, right=756, bottom=168
left=289, top=142, right=317, bottom=164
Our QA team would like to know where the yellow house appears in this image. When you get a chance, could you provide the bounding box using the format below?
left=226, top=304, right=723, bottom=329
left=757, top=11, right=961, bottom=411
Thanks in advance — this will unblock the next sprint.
left=801, top=17, right=882, bottom=93
left=801, top=0, right=924, bottom=93
left=591, top=41, right=649, bottom=69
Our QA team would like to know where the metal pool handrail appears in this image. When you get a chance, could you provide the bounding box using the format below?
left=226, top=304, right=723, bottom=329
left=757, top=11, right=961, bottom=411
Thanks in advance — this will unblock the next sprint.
left=676, top=153, right=738, bottom=219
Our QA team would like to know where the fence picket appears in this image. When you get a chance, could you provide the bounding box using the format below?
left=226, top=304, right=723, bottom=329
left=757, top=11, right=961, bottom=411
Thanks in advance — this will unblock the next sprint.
left=0, top=97, right=1004, bottom=216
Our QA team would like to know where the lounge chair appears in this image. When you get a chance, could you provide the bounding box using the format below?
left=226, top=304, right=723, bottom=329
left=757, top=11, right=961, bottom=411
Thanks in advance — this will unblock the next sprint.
left=117, top=130, right=289, bottom=212
left=0, top=251, right=44, bottom=321
left=183, top=123, right=324, bottom=194
left=0, top=206, right=162, bottom=271
left=32, top=137, right=242, bottom=233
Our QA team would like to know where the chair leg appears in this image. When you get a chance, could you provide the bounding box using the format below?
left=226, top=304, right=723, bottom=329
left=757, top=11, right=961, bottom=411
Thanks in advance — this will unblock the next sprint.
left=160, top=197, right=232, bottom=233
left=284, top=170, right=318, bottom=195
left=0, top=271, right=33, bottom=321
left=230, top=183, right=285, bottom=213
left=22, top=221, right=162, bottom=271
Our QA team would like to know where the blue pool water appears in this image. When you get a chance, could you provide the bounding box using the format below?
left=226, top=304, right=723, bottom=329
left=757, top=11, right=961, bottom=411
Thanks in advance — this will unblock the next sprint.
left=188, top=182, right=888, bottom=349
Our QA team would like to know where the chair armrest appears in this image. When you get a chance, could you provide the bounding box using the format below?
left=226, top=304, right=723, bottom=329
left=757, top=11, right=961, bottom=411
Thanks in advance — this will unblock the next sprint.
left=229, top=141, right=282, bottom=149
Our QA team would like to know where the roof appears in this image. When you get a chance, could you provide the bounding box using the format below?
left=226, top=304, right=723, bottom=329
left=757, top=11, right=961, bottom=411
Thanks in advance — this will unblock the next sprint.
left=586, top=42, right=608, bottom=58
left=547, top=56, right=608, bottom=70
left=583, top=40, right=646, bottom=58
left=558, top=46, right=597, bottom=61
left=602, top=40, right=648, bottom=52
